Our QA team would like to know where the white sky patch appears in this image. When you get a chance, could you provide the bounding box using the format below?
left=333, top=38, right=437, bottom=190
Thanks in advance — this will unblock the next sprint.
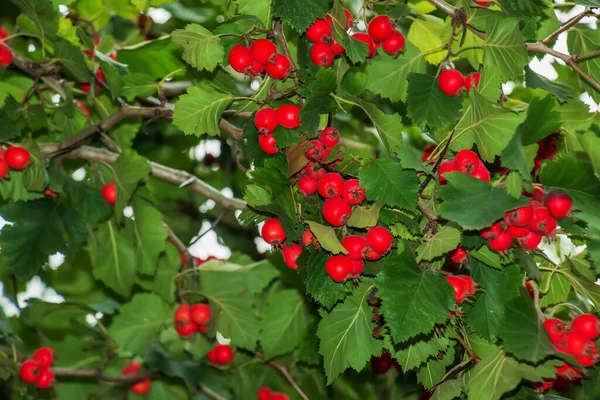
left=191, top=139, right=221, bottom=160
left=72, top=167, right=86, bottom=181
left=148, top=7, right=172, bottom=24
left=187, top=220, right=232, bottom=259
left=48, top=253, right=65, bottom=270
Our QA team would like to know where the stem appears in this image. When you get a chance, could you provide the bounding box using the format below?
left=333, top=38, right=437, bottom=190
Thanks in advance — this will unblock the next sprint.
left=51, top=367, right=150, bottom=383
left=255, top=353, right=309, bottom=400
left=417, top=199, right=438, bottom=221
left=542, top=10, right=592, bottom=45
left=272, top=20, right=304, bottom=105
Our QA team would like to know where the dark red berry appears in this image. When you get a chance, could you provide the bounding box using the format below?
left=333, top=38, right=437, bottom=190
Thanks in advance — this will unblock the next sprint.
left=305, top=140, right=327, bottom=162
left=488, top=232, right=512, bottom=251
left=311, top=42, right=334, bottom=67
left=518, top=231, right=542, bottom=250
left=306, top=19, right=332, bottom=43
left=319, top=127, right=340, bottom=147
left=228, top=45, right=253, bottom=74
left=544, top=190, right=573, bottom=219
left=5, top=146, right=30, bottom=170
left=322, top=198, right=352, bottom=226
left=454, top=150, right=480, bottom=174
left=481, top=223, right=502, bottom=240
left=325, top=255, right=353, bottom=282
left=505, top=206, right=534, bottom=227
left=438, top=69, right=465, bottom=96
left=318, top=172, right=344, bottom=199
left=261, top=218, right=286, bottom=245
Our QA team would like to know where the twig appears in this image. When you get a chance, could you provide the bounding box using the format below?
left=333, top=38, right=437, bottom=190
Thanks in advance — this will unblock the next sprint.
left=9, top=274, right=21, bottom=312
left=187, top=210, right=226, bottom=249
left=51, top=367, right=150, bottom=383
left=418, top=199, right=438, bottom=221
left=272, top=20, right=303, bottom=104
left=571, top=49, right=600, bottom=63
left=163, top=222, right=189, bottom=255
left=219, top=119, right=243, bottom=140
left=419, top=130, right=455, bottom=195
left=268, top=360, right=309, bottom=400
left=542, top=10, right=593, bottom=45
left=198, top=384, right=228, bottom=400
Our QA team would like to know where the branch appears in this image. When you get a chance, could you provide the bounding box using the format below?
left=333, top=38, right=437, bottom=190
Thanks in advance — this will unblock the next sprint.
left=542, top=10, right=593, bottom=45
left=52, top=367, right=150, bottom=383
left=255, top=352, right=309, bottom=400
left=38, top=145, right=247, bottom=211
left=571, top=49, right=600, bottom=63
left=219, top=119, right=243, bottom=141
left=418, top=199, right=438, bottom=221
left=10, top=50, right=58, bottom=78
left=272, top=20, right=303, bottom=96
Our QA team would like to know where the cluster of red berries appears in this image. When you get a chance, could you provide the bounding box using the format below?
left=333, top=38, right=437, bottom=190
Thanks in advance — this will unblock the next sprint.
left=480, top=189, right=573, bottom=252
left=80, top=37, right=117, bottom=93
left=326, top=226, right=393, bottom=282
left=258, top=386, right=290, bottom=400
left=306, top=9, right=352, bottom=67
left=533, top=361, right=582, bottom=393
left=259, top=218, right=304, bottom=270
left=533, top=132, right=558, bottom=172
left=438, top=69, right=480, bottom=96
left=0, top=146, right=31, bottom=179
left=544, top=314, right=599, bottom=367
left=19, top=348, right=55, bottom=389
left=173, top=303, right=212, bottom=336
left=102, top=183, right=117, bottom=205
left=254, top=104, right=301, bottom=154
left=306, top=171, right=365, bottom=226
left=229, top=39, right=291, bottom=80
left=358, top=15, right=406, bottom=58
left=207, top=343, right=234, bottom=365
left=445, top=275, right=478, bottom=304
left=438, top=149, right=490, bottom=184
left=122, top=362, right=152, bottom=395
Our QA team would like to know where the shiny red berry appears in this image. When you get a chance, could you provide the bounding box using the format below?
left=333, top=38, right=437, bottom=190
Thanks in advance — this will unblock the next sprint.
left=368, top=15, right=394, bottom=41
left=351, top=259, right=364, bottom=276
left=261, top=218, right=286, bottom=245
left=306, top=19, right=332, bottom=43
left=529, top=207, right=556, bottom=234
left=258, top=133, right=278, bottom=155
left=250, top=60, right=264, bottom=77
left=488, top=232, right=512, bottom=251
left=318, top=172, right=344, bottom=199
left=277, top=104, right=301, bottom=129
left=518, top=231, right=542, bottom=250
left=446, top=276, right=469, bottom=304
left=438, top=161, right=457, bottom=184
left=342, top=179, right=365, bottom=205
left=352, top=33, right=377, bottom=58
left=322, top=198, right=352, bottom=226
left=258, top=387, right=272, bottom=400
left=563, top=331, right=589, bottom=357
left=475, top=1, right=492, bottom=6
left=265, top=54, right=292, bottom=80
left=438, top=69, right=465, bottom=96
left=5, top=146, right=30, bottom=170
left=505, top=206, right=533, bottom=227
left=465, top=72, right=481, bottom=91
left=319, top=127, right=340, bottom=147
left=0, top=159, right=8, bottom=179
left=555, top=362, right=581, bottom=380
left=371, top=352, right=394, bottom=374
left=341, top=235, right=367, bottom=260
left=131, top=379, right=152, bottom=395
left=298, top=176, right=319, bottom=196
left=571, top=314, right=600, bottom=340
left=364, top=248, right=382, bottom=261
left=366, top=226, right=393, bottom=254
left=544, top=319, right=566, bottom=343
left=102, top=183, right=117, bottom=205
left=454, top=150, right=480, bottom=174
left=228, top=45, right=253, bottom=74
left=0, top=43, right=12, bottom=67
left=481, top=223, right=502, bottom=240
left=450, top=247, right=468, bottom=263
left=471, top=161, right=490, bottom=182
left=190, top=304, right=211, bottom=326
left=283, top=243, right=302, bottom=270
left=330, top=40, right=345, bottom=55
left=35, top=368, right=55, bottom=389
left=214, top=344, right=234, bottom=364
left=381, top=31, right=405, bottom=55
left=311, top=42, right=335, bottom=67
left=576, top=355, right=597, bottom=367
left=271, top=393, right=291, bottom=400
left=254, top=108, right=279, bottom=133
left=325, top=255, right=353, bottom=282
left=302, top=229, right=315, bottom=247
left=33, top=347, right=54, bottom=368
left=251, top=39, right=277, bottom=64
left=0, top=26, right=8, bottom=41
left=506, top=225, right=529, bottom=238
left=544, top=190, right=573, bottom=219
left=20, top=360, right=41, bottom=384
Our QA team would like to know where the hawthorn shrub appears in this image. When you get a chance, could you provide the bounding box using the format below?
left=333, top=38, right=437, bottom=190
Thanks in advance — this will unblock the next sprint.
left=0, top=0, right=599, bottom=399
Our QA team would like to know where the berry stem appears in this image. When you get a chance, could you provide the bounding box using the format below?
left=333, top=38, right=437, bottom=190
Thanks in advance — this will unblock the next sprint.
left=272, top=20, right=304, bottom=105
left=256, top=352, right=309, bottom=400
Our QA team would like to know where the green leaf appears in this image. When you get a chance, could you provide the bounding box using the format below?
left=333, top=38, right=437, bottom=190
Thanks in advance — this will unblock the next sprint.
left=145, top=343, right=201, bottom=389
left=172, top=83, right=236, bottom=136
left=332, top=94, right=403, bottom=156
left=118, top=38, right=186, bottom=80
left=54, top=40, right=91, bottom=82
left=0, top=199, right=86, bottom=280
left=375, top=249, right=454, bottom=343
left=98, top=58, right=122, bottom=99
left=505, top=171, right=522, bottom=199
left=260, top=289, right=309, bottom=359
left=298, top=250, right=353, bottom=309
left=395, top=333, right=452, bottom=371
left=416, top=226, right=461, bottom=262
left=431, top=380, right=463, bottom=400
left=110, top=150, right=152, bottom=220
left=11, top=0, right=59, bottom=41
left=464, top=262, right=522, bottom=340
left=172, top=24, right=224, bottom=72
left=305, top=221, right=347, bottom=255
left=273, top=0, right=328, bottom=32
left=147, top=382, right=188, bottom=400
left=198, top=256, right=279, bottom=295
left=131, top=0, right=175, bottom=12
left=539, top=271, right=571, bottom=308
left=578, top=130, right=600, bottom=180
left=237, top=0, right=272, bottom=28
left=520, top=95, right=562, bottom=145
left=244, top=184, right=272, bottom=208
left=359, top=159, right=419, bottom=211
left=501, top=131, right=537, bottom=179
left=89, top=221, right=136, bottom=297
left=525, top=67, right=573, bottom=103
left=516, top=247, right=540, bottom=280
left=328, top=0, right=368, bottom=64
left=346, top=203, right=382, bottom=229
left=568, top=27, right=600, bottom=102
left=482, top=18, right=529, bottom=81
left=437, top=173, right=529, bottom=230
left=121, top=74, right=157, bottom=101
left=561, top=100, right=593, bottom=135
left=502, top=0, right=546, bottom=18
left=318, top=280, right=382, bottom=384
left=417, top=346, right=456, bottom=389
left=65, top=180, right=112, bottom=226
left=109, top=293, right=171, bottom=354
left=153, top=246, right=179, bottom=304
left=131, top=189, right=167, bottom=276
left=407, top=15, right=446, bottom=65
left=478, top=68, right=503, bottom=102
left=407, top=73, right=462, bottom=129
left=0, top=96, right=26, bottom=140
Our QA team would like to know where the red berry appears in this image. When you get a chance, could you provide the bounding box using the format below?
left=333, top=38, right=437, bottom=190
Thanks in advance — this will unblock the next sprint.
left=282, top=243, right=302, bottom=270
left=325, top=255, right=353, bottom=282
left=33, top=347, right=54, bottom=368
left=258, top=133, right=278, bottom=155
left=311, top=42, right=335, bottom=67
left=0, top=43, right=12, bottom=67
left=555, top=362, right=581, bottom=380
left=251, top=39, right=277, bottom=64
left=518, top=231, right=542, bottom=250
left=322, top=198, right=352, bottom=226
left=298, top=176, right=319, bottom=196
left=277, top=104, right=301, bottom=129
left=438, top=161, right=457, bottom=184
left=571, top=314, right=600, bottom=340
left=190, top=304, right=211, bottom=326
left=0, top=159, right=8, bottom=179
left=352, top=33, right=377, bottom=58
left=438, top=69, right=465, bottom=96
left=261, top=218, right=286, bottom=245
left=366, top=226, right=393, bottom=254
left=364, top=248, right=382, bottom=261
left=175, top=304, right=191, bottom=323
left=457, top=275, right=476, bottom=295
left=488, top=232, right=512, bottom=251
left=351, top=259, right=364, bottom=276
left=0, top=26, right=8, bottom=41
left=506, top=225, right=529, bottom=238
left=544, top=319, right=566, bottom=343
left=102, top=183, right=117, bottom=205
left=198, top=325, right=207, bottom=334
left=258, top=387, right=272, bottom=400
left=306, top=19, right=332, bottom=43
left=5, top=146, right=30, bottom=170
left=381, top=31, right=405, bottom=56
left=122, top=362, right=141, bottom=375
left=228, top=45, right=253, bottom=74
left=265, top=54, right=292, bottom=80
left=544, top=190, right=573, bottom=219
left=529, top=207, right=556, bottom=234
left=342, top=179, right=365, bottom=205
left=368, top=15, right=394, bottom=41
left=371, top=352, right=394, bottom=374
left=20, top=360, right=42, bottom=384
left=533, top=187, right=546, bottom=201
left=563, top=331, right=589, bottom=357
left=344, top=9, right=353, bottom=29
left=305, top=139, right=327, bottom=162
left=318, top=172, right=344, bottom=199
left=303, top=162, right=325, bottom=180
left=341, top=235, right=367, bottom=260
left=481, top=223, right=502, bottom=240
left=132, top=379, right=152, bottom=395
left=319, top=127, right=340, bottom=147
left=35, top=368, right=55, bottom=389
left=254, top=108, right=279, bottom=133
left=471, top=161, right=490, bottom=182
left=445, top=276, right=469, bottom=304
left=302, top=229, right=314, bottom=247
left=214, top=344, right=234, bottom=364
left=271, top=393, right=290, bottom=400
left=505, top=206, right=534, bottom=227
left=74, top=100, right=91, bottom=119
left=207, top=348, right=217, bottom=363
left=329, top=40, right=345, bottom=55
left=465, top=72, right=481, bottom=91
left=475, top=1, right=492, bottom=6
left=576, top=355, right=597, bottom=367
left=454, top=150, right=480, bottom=174
left=249, top=60, right=265, bottom=77
left=450, top=247, right=468, bottom=263
left=538, top=134, right=558, bottom=160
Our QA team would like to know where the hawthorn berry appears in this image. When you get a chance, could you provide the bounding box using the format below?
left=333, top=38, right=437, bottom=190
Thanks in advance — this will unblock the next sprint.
left=454, top=150, right=480, bottom=174
left=450, top=247, right=468, bottom=264
left=366, top=226, right=393, bottom=254
left=132, top=380, right=152, bottom=395
left=351, top=259, right=364, bottom=276
left=325, top=255, right=353, bottom=282
left=471, top=161, right=490, bottom=182
left=265, top=54, right=292, bottom=80
left=302, top=229, right=315, bottom=247
left=250, top=60, right=265, bottom=77
left=228, top=45, right=253, bottom=74
left=318, top=172, right=344, bottom=199
left=306, top=19, right=332, bottom=43
left=457, top=275, right=476, bottom=295
left=303, top=162, right=325, bottom=180
left=438, top=69, right=465, bottom=96
left=80, top=69, right=106, bottom=93
left=371, top=352, right=394, bottom=374
left=364, top=248, right=382, bottom=261
left=544, top=190, right=573, bottom=219
left=0, top=43, right=12, bottom=67
left=251, top=39, right=277, bottom=64
left=465, top=72, right=481, bottom=91
left=258, top=133, right=278, bottom=155
left=529, top=207, right=556, bottom=234
left=174, top=305, right=197, bottom=336
left=506, top=225, right=529, bottom=238
left=438, top=161, right=457, bottom=184
left=319, top=127, right=340, bottom=147
left=563, top=331, right=589, bottom=357
left=258, top=387, right=272, bottom=400
left=35, top=368, right=55, bottom=389
left=20, top=360, right=42, bottom=384
left=254, top=108, right=279, bottom=133
left=298, top=176, right=319, bottom=196
left=555, top=362, right=581, bottom=380
left=504, top=206, right=533, bottom=227
left=518, top=231, right=542, bottom=250
left=329, top=39, right=345, bottom=55
left=352, top=33, right=377, bottom=58
left=488, top=232, right=512, bottom=252
left=0, top=26, right=8, bottom=41
left=74, top=100, right=91, bottom=119
left=277, top=104, right=301, bottom=129
left=322, top=198, right=352, bottom=226
left=342, top=179, right=365, bottom=205
left=475, top=1, right=492, bottom=6
left=214, top=344, right=234, bottom=364
left=102, top=183, right=117, bottom=205
left=271, top=393, right=291, bottom=400
left=571, top=314, right=600, bottom=340
left=306, top=139, right=327, bottom=162
left=198, top=324, right=207, bottom=335
left=382, top=31, right=405, bottom=56
left=445, top=276, right=469, bottom=304
left=481, top=223, right=502, bottom=240
left=0, top=159, right=8, bottom=179
left=368, top=15, right=394, bottom=42
left=282, top=243, right=302, bottom=270
left=261, top=218, right=286, bottom=245
left=341, top=235, right=367, bottom=260
left=190, top=304, right=212, bottom=326
left=576, top=355, right=597, bottom=367
left=544, top=319, right=566, bottom=343
left=325, top=9, right=353, bottom=30
left=33, top=347, right=54, bottom=368
left=5, top=146, right=30, bottom=170
left=310, top=42, right=334, bottom=67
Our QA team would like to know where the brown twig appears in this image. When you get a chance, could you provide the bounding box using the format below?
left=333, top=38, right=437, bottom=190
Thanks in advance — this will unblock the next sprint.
left=417, top=199, right=438, bottom=221
left=542, top=10, right=593, bottom=45
left=255, top=353, right=309, bottom=400
left=571, top=49, right=600, bottom=63
left=272, top=20, right=303, bottom=104
left=51, top=367, right=150, bottom=383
